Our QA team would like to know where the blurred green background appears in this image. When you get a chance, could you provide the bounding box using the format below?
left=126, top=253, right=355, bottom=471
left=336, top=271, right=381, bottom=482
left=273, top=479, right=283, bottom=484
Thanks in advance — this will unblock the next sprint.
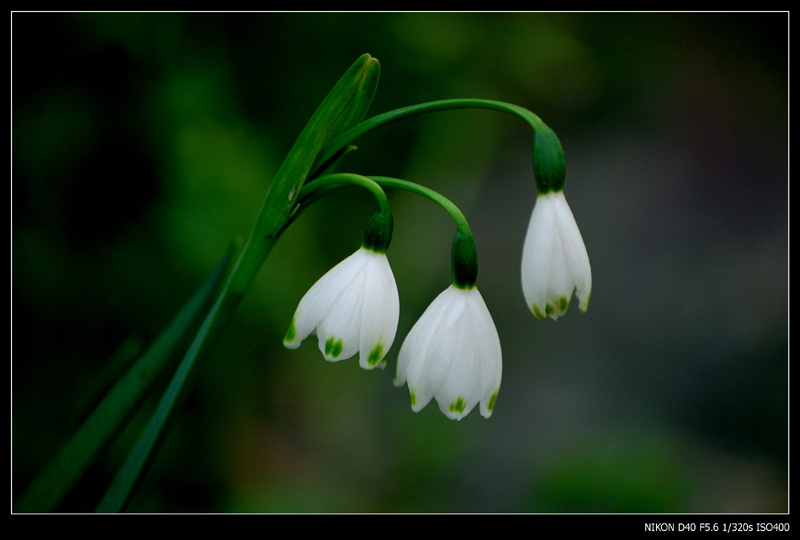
left=12, top=12, right=787, bottom=513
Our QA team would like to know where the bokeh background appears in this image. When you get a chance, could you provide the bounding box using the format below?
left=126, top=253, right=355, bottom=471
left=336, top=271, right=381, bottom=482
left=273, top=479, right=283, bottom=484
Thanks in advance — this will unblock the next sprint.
left=12, top=12, right=788, bottom=513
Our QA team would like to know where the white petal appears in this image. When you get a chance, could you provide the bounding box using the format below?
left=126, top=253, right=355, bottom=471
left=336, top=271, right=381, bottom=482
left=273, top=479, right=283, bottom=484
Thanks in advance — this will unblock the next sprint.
left=467, top=290, right=502, bottom=418
left=396, top=289, right=449, bottom=385
left=521, top=193, right=556, bottom=319
left=316, top=265, right=366, bottom=361
left=283, top=248, right=401, bottom=370
left=434, top=293, right=481, bottom=420
left=434, top=289, right=502, bottom=420
left=397, top=286, right=463, bottom=412
left=283, top=249, right=368, bottom=360
left=357, top=252, right=400, bottom=369
left=553, top=193, right=592, bottom=312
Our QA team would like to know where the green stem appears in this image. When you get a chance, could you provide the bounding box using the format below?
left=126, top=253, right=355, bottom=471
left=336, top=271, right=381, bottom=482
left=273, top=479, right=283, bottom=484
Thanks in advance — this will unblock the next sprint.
left=368, top=176, right=471, bottom=236
left=15, top=246, right=234, bottom=513
left=368, top=176, right=477, bottom=289
left=292, top=173, right=478, bottom=286
left=309, top=99, right=564, bottom=193
left=298, top=172, right=390, bottom=214
left=293, top=173, right=394, bottom=253
left=279, top=172, right=391, bottom=239
left=93, top=55, right=380, bottom=512
left=314, top=100, right=543, bottom=168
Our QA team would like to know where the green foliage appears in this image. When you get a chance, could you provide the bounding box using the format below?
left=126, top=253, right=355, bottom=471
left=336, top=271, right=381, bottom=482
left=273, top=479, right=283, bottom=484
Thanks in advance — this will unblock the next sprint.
left=529, top=430, right=689, bottom=513
left=16, top=246, right=235, bottom=512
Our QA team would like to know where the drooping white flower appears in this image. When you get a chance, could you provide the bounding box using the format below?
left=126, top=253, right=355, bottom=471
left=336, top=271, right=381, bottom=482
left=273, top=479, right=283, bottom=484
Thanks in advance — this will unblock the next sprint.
left=284, top=247, right=400, bottom=369
left=394, top=284, right=502, bottom=420
left=521, top=190, right=591, bottom=320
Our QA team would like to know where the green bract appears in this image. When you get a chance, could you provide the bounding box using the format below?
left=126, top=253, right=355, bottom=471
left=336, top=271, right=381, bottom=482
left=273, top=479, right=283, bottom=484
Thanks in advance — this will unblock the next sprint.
left=362, top=210, right=394, bottom=254
left=451, top=231, right=478, bottom=290
left=532, top=126, right=566, bottom=194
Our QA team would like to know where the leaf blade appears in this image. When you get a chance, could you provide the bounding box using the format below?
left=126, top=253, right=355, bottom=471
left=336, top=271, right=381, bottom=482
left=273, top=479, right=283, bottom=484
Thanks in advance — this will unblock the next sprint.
left=15, top=247, right=234, bottom=513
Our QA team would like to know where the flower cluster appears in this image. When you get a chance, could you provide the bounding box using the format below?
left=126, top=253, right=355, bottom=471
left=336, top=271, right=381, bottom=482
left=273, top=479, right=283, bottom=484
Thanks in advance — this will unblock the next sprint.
left=282, top=86, right=591, bottom=420
left=283, top=183, right=591, bottom=420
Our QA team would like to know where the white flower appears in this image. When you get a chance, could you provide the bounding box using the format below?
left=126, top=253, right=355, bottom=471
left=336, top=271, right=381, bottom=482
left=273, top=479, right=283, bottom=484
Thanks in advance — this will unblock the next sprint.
left=521, top=190, right=591, bottom=320
left=284, top=247, right=400, bottom=369
left=394, top=285, right=502, bottom=420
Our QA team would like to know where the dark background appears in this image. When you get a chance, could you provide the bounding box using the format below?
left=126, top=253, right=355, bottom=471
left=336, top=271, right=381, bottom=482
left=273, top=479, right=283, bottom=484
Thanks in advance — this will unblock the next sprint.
left=12, top=12, right=788, bottom=513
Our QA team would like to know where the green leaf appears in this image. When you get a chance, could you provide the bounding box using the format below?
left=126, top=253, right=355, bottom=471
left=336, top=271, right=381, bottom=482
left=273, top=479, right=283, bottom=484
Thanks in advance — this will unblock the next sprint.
left=14, top=246, right=235, bottom=513
left=95, top=270, right=244, bottom=512
left=92, top=56, right=384, bottom=512
left=247, top=54, right=380, bottom=248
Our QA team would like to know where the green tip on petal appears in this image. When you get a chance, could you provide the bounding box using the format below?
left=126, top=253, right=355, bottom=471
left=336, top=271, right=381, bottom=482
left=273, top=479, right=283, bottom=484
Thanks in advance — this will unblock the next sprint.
left=410, top=390, right=417, bottom=407
left=325, top=336, right=344, bottom=358
left=558, top=296, right=569, bottom=313
left=487, top=391, right=498, bottom=413
left=532, top=304, right=547, bottom=320
left=284, top=318, right=297, bottom=344
left=580, top=292, right=591, bottom=313
left=367, top=341, right=384, bottom=367
left=449, top=396, right=467, bottom=414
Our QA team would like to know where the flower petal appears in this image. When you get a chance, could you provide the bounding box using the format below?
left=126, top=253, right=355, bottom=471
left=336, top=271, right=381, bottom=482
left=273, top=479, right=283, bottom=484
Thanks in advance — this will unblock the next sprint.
left=434, top=299, right=481, bottom=420
left=398, top=286, right=463, bottom=412
left=553, top=193, right=592, bottom=312
left=284, top=249, right=370, bottom=350
left=521, top=193, right=556, bottom=319
left=316, top=269, right=366, bottom=361
left=467, top=289, right=502, bottom=418
left=357, top=252, right=400, bottom=369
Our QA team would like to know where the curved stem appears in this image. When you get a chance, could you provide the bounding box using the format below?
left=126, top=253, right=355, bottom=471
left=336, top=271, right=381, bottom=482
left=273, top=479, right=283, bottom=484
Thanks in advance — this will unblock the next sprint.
left=367, top=176, right=477, bottom=288
left=311, top=99, right=548, bottom=178
left=292, top=173, right=478, bottom=285
left=368, top=176, right=471, bottom=236
left=301, top=173, right=390, bottom=214
left=281, top=173, right=390, bottom=236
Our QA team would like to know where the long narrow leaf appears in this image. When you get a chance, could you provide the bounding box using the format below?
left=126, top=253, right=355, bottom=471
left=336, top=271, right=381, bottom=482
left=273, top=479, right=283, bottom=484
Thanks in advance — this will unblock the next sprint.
left=15, top=247, right=235, bottom=513
left=94, top=288, right=243, bottom=513
left=92, top=57, right=378, bottom=512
